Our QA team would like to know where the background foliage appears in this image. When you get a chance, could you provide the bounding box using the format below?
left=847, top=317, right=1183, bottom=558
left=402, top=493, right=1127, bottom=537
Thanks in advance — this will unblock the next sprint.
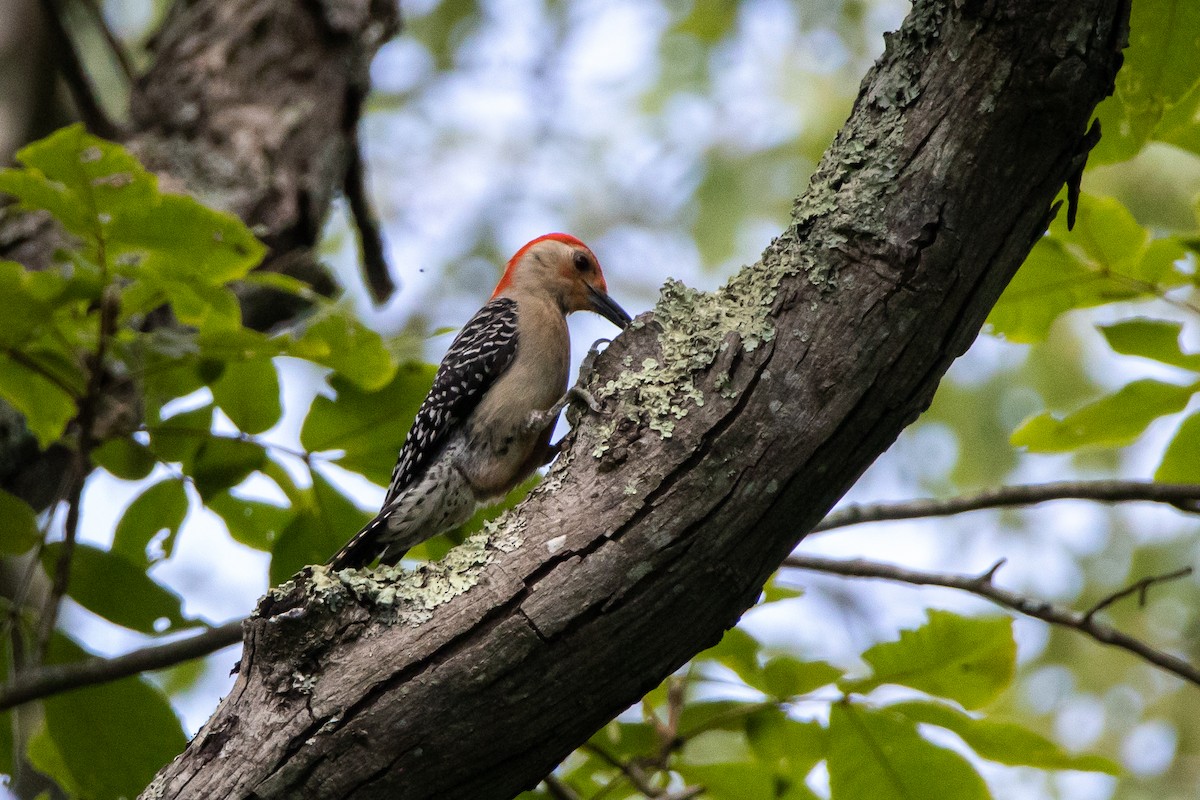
left=0, top=0, right=1198, bottom=798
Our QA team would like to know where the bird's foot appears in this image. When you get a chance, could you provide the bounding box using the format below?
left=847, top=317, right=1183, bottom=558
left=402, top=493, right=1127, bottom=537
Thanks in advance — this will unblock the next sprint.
left=526, top=386, right=604, bottom=433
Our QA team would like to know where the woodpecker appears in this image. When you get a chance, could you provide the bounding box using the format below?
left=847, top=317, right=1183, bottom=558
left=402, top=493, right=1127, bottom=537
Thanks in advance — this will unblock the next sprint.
left=329, top=233, right=632, bottom=569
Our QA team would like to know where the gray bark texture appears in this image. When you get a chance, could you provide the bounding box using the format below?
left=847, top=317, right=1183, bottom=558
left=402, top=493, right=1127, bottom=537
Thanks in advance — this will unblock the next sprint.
left=0, top=0, right=399, bottom=510
left=142, top=0, right=1131, bottom=797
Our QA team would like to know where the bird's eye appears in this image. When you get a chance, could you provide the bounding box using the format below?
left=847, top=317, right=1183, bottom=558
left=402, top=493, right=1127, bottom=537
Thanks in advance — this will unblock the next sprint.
left=573, top=252, right=591, bottom=272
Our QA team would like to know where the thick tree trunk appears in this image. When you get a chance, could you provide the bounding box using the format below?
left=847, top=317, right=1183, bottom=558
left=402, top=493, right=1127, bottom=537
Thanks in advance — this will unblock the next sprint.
left=0, top=0, right=399, bottom=509
left=145, top=0, right=1128, bottom=797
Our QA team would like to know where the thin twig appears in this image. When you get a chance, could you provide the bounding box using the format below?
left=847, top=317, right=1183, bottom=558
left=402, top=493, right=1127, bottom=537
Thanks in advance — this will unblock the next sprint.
left=32, top=457, right=85, bottom=662
left=1082, top=567, right=1193, bottom=624
left=39, top=0, right=120, bottom=138
left=344, top=131, right=395, bottom=304
left=544, top=775, right=583, bottom=800
left=0, top=620, right=243, bottom=711
left=784, top=555, right=1200, bottom=687
left=814, top=480, right=1200, bottom=534
left=582, top=742, right=663, bottom=798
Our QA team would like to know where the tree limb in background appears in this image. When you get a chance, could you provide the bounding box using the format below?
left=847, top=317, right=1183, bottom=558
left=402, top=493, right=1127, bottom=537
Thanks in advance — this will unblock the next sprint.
left=813, top=480, right=1200, bottom=534
left=141, top=2, right=1131, bottom=797
left=1082, top=566, right=1193, bottom=623
left=784, top=555, right=1200, bottom=687
left=7, top=480, right=1193, bottom=711
left=38, top=0, right=120, bottom=138
left=345, top=129, right=396, bottom=304
left=76, top=0, right=137, bottom=85
left=0, top=621, right=243, bottom=712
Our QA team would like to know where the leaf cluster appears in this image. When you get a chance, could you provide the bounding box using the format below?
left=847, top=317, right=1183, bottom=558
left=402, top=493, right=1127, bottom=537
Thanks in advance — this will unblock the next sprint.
left=527, top=608, right=1114, bottom=800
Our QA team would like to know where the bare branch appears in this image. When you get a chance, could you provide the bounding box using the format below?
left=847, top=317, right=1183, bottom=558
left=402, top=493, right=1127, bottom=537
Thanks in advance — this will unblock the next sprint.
left=582, top=743, right=664, bottom=798
left=783, top=555, right=1200, bottom=687
left=1083, top=566, right=1193, bottom=624
left=1, top=620, right=243, bottom=711
left=345, top=130, right=395, bottom=304
left=814, top=480, right=1200, bottom=534
left=33, top=458, right=85, bottom=663
left=77, top=0, right=137, bottom=85
left=543, top=775, right=583, bottom=800
left=38, top=0, right=120, bottom=138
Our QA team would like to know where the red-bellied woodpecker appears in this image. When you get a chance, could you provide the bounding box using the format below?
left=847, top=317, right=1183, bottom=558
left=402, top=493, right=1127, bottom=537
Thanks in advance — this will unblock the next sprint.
left=328, top=233, right=631, bottom=569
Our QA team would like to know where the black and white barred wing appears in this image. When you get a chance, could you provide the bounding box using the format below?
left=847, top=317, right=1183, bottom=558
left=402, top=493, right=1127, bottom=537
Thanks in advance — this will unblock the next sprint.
left=382, top=296, right=519, bottom=506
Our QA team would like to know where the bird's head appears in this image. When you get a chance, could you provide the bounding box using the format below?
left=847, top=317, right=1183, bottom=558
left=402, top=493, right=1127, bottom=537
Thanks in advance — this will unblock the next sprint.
left=492, top=233, right=632, bottom=329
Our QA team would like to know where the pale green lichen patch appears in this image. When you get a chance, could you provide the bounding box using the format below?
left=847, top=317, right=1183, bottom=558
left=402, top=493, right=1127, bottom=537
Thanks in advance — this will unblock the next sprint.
left=592, top=258, right=791, bottom=451
left=294, top=519, right=525, bottom=625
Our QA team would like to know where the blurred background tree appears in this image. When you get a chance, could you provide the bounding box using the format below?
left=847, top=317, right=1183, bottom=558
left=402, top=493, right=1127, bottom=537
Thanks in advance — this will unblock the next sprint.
left=0, top=0, right=1197, bottom=798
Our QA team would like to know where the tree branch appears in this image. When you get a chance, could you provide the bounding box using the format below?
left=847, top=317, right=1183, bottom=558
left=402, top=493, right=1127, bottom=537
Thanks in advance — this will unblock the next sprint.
left=345, top=130, right=396, bottom=304
left=143, top=2, right=1132, bottom=797
left=38, top=0, right=120, bottom=138
left=32, top=456, right=85, bottom=663
left=813, top=480, right=1200, bottom=534
left=6, top=481, right=1192, bottom=709
left=77, top=0, right=137, bottom=86
left=0, top=620, right=243, bottom=711
left=783, top=555, right=1200, bottom=687
left=1082, top=566, right=1193, bottom=624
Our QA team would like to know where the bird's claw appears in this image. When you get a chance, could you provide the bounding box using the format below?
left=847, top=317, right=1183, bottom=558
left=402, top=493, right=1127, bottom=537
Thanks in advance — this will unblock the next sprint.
left=567, top=386, right=603, bottom=414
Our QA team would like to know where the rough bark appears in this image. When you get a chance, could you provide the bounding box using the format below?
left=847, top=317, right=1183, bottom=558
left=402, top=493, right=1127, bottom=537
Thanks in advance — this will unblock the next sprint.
left=145, top=0, right=1128, bottom=797
left=0, top=0, right=400, bottom=508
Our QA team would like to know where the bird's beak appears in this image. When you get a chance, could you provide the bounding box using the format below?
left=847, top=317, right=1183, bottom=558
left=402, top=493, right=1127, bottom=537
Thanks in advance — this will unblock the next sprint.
left=586, top=284, right=632, bottom=329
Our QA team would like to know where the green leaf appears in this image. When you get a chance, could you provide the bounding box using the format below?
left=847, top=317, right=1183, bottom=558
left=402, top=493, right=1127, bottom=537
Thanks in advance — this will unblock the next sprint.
left=744, top=706, right=827, bottom=778
left=210, top=357, right=282, bottom=434
left=237, top=270, right=318, bottom=298
left=148, top=404, right=213, bottom=463
left=987, top=196, right=1185, bottom=342
left=0, top=488, right=39, bottom=554
left=678, top=700, right=768, bottom=736
left=290, top=312, right=397, bottom=392
left=107, top=193, right=265, bottom=286
left=92, top=436, right=158, bottom=480
left=112, top=479, right=190, bottom=565
left=0, top=355, right=78, bottom=448
left=41, top=543, right=196, bottom=633
left=1011, top=378, right=1197, bottom=452
left=762, top=581, right=804, bottom=604
left=1091, top=0, right=1200, bottom=163
left=26, top=629, right=186, bottom=800
left=888, top=700, right=1119, bottom=774
left=840, top=611, right=1014, bottom=709
left=827, top=702, right=990, bottom=800
left=1100, top=318, right=1200, bottom=372
left=589, top=720, right=657, bottom=759
left=675, top=762, right=777, bottom=800
left=699, top=626, right=762, bottom=685
left=1156, top=77, right=1200, bottom=157
left=0, top=261, right=70, bottom=347
left=0, top=125, right=140, bottom=239
left=300, top=363, right=435, bottom=485
left=270, top=468, right=370, bottom=583
left=760, top=656, right=843, bottom=699
left=190, top=436, right=267, bottom=500
left=671, top=0, right=739, bottom=43
left=0, top=125, right=265, bottom=293
left=1156, top=411, right=1200, bottom=482
left=208, top=491, right=293, bottom=551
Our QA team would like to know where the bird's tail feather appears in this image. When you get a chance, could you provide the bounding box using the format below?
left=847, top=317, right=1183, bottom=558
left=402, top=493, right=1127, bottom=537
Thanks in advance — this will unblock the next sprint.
left=327, top=512, right=389, bottom=570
